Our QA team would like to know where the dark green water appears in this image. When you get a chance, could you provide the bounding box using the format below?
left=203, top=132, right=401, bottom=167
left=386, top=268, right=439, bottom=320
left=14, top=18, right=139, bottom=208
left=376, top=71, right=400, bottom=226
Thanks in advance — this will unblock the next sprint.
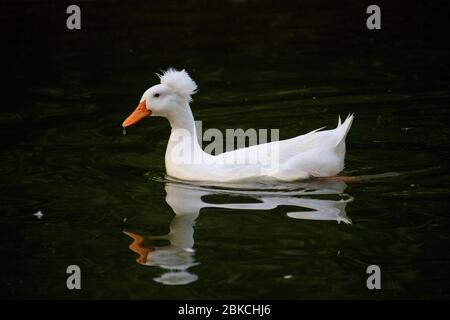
left=1, top=1, right=450, bottom=299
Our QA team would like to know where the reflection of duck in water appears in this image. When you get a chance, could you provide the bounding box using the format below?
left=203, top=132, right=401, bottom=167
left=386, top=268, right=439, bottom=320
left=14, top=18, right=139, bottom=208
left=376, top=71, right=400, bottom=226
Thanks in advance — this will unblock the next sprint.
left=124, top=179, right=353, bottom=285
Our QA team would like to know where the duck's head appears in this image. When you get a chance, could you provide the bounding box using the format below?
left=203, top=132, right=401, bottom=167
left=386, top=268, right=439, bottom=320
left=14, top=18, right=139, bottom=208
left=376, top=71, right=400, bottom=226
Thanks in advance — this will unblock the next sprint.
left=122, top=68, right=197, bottom=128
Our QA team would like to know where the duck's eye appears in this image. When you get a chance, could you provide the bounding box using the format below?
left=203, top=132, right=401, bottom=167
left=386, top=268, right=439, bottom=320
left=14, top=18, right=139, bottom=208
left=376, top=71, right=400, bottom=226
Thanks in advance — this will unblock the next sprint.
left=153, top=93, right=160, bottom=98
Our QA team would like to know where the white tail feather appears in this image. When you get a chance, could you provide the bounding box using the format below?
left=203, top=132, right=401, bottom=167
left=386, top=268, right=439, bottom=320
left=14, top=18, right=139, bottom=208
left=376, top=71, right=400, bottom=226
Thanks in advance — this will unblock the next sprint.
left=335, top=114, right=354, bottom=148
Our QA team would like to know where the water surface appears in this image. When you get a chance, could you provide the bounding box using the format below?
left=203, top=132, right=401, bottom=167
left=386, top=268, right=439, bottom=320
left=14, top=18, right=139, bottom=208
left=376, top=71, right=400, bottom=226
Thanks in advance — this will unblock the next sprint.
left=1, top=0, right=450, bottom=299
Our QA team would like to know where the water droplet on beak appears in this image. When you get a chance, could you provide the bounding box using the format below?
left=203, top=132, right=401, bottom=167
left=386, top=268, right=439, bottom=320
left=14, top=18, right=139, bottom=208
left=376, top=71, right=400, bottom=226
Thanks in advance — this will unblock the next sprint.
left=122, top=127, right=127, bottom=135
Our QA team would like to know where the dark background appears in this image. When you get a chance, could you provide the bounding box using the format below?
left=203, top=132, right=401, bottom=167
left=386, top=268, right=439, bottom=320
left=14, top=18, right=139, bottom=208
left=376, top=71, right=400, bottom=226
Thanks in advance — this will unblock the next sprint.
left=1, top=0, right=450, bottom=299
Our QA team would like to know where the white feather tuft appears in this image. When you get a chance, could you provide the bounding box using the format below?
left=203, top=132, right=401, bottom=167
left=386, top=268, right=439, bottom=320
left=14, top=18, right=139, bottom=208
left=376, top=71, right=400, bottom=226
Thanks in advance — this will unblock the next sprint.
left=334, top=114, right=354, bottom=148
left=158, top=68, right=198, bottom=102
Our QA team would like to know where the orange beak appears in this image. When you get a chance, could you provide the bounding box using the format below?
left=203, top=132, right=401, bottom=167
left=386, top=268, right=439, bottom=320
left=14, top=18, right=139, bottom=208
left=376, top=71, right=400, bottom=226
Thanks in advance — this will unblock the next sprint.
left=122, top=100, right=152, bottom=128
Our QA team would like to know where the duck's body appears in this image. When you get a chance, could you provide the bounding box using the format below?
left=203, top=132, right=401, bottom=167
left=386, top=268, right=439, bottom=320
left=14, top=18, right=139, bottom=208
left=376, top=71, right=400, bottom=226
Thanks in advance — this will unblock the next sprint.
left=164, top=101, right=353, bottom=182
left=123, top=69, right=354, bottom=182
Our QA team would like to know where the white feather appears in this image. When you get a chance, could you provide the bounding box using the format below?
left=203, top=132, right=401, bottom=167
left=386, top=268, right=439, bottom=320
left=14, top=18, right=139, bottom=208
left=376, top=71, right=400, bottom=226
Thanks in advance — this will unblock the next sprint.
left=158, top=68, right=198, bottom=102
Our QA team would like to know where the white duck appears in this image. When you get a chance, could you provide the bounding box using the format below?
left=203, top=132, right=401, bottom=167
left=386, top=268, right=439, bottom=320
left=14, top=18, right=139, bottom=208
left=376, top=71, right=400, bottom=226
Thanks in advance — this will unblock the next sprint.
left=122, top=68, right=354, bottom=182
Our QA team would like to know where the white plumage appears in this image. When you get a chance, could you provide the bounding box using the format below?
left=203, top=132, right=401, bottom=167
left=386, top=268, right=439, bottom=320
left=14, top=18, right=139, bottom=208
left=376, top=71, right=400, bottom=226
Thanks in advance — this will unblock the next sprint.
left=123, top=69, right=354, bottom=182
left=158, top=68, right=198, bottom=102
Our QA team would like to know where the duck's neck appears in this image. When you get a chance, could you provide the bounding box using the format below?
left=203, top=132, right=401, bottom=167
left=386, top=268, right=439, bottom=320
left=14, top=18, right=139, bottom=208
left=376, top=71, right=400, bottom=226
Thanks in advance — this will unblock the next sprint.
left=165, top=103, right=204, bottom=167
left=167, top=102, right=197, bottom=135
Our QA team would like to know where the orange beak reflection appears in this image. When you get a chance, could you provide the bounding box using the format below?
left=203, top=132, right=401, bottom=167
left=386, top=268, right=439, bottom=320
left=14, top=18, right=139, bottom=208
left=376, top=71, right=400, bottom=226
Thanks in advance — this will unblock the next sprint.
left=123, top=230, right=154, bottom=265
left=122, top=100, right=152, bottom=128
